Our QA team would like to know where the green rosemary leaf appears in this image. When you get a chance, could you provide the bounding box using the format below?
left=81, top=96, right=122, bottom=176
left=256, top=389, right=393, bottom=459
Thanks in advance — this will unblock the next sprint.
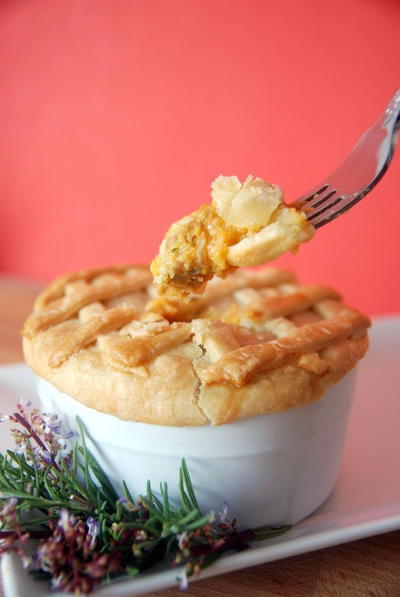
left=178, top=509, right=203, bottom=527
left=83, top=450, right=119, bottom=508
left=185, top=513, right=214, bottom=531
left=252, top=524, right=292, bottom=541
left=34, top=466, right=41, bottom=494
left=125, top=566, right=140, bottom=577
left=114, top=499, right=122, bottom=520
left=0, top=470, right=18, bottom=492
left=160, top=482, right=170, bottom=519
left=135, top=538, right=160, bottom=552
left=59, top=460, right=91, bottom=503
left=72, top=439, right=78, bottom=475
left=146, top=480, right=154, bottom=508
left=76, top=417, right=97, bottom=502
left=117, top=521, right=148, bottom=530
left=145, top=481, right=164, bottom=513
left=100, top=516, right=108, bottom=542
left=0, top=458, right=20, bottom=491
left=5, top=451, right=35, bottom=475
left=0, top=493, right=69, bottom=510
left=0, top=490, right=39, bottom=500
left=178, top=467, right=192, bottom=512
left=181, top=459, right=200, bottom=512
left=144, top=512, right=164, bottom=529
left=17, top=514, right=53, bottom=527
left=165, top=534, right=178, bottom=562
left=99, top=499, right=108, bottom=517
left=121, top=480, right=134, bottom=503
left=43, top=468, right=61, bottom=501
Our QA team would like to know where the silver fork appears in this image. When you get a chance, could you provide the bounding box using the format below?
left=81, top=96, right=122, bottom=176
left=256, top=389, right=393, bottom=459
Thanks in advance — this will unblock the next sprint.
left=292, top=89, right=400, bottom=228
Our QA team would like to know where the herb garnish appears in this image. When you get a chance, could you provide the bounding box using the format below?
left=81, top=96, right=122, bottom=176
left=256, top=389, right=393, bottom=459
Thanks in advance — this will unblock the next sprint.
left=0, top=400, right=290, bottom=594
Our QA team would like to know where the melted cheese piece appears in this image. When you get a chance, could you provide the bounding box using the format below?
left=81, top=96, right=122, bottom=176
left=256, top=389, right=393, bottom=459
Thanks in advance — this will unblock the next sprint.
left=151, top=175, right=314, bottom=296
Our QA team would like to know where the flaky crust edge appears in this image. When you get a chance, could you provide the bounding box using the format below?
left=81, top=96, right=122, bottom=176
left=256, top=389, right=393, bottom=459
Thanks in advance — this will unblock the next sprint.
left=23, top=331, right=368, bottom=427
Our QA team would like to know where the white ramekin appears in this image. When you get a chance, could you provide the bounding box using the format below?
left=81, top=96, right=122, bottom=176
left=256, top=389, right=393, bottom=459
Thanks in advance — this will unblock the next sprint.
left=37, top=371, right=356, bottom=529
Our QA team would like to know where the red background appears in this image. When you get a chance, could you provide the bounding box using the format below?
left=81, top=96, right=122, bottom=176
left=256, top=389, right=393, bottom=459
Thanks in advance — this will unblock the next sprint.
left=0, top=0, right=399, bottom=315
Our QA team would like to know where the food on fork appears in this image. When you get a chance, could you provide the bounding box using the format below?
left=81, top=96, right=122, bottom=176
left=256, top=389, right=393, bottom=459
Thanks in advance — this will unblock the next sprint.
left=151, top=175, right=314, bottom=296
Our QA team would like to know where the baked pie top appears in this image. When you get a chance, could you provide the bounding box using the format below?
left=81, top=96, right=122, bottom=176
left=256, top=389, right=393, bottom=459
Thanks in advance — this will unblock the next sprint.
left=151, top=175, right=314, bottom=296
left=22, top=264, right=370, bottom=426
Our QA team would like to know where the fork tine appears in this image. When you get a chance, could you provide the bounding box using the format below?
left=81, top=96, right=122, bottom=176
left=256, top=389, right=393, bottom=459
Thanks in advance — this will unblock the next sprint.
left=295, top=187, right=338, bottom=213
left=307, top=193, right=342, bottom=222
left=300, top=185, right=329, bottom=204
left=292, top=185, right=330, bottom=210
left=307, top=189, right=338, bottom=210
left=308, top=194, right=355, bottom=228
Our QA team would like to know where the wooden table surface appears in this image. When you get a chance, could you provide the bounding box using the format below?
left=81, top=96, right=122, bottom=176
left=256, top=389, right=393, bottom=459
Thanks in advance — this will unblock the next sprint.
left=1, top=275, right=399, bottom=597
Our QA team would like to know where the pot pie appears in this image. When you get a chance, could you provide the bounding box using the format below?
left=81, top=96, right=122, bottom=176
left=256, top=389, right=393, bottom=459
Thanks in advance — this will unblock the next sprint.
left=151, top=175, right=314, bottom=296
left=22, top=264, right=370, bottom=427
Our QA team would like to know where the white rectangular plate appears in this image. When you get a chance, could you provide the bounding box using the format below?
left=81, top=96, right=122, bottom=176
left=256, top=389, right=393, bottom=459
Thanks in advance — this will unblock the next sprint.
left=1, top=316, right=400, bottom=597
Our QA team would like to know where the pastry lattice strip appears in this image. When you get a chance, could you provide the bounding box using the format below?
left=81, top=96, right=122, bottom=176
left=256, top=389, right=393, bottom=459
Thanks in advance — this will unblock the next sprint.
left=263, top=316, right=327, bottom=374
left=33, top=264, right=148, bottom=309
left=22, top=269, right=152, bottom=338
left=99, top=322, right=192, bottom=368
left=234, top=284, right=340, bottom=320
left=48, top=306, right=138, bottom=368
left=200, top=305, right=370, bottom=387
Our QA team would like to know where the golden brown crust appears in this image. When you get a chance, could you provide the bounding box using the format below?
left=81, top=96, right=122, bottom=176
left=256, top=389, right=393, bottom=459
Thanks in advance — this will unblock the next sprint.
left=197, top=336, right=368, bottom=425
left=23, top=268, right=152, bottom=338
left=33, top=265, right=147, bottom=309
left=199, top=307, right=369, bottom=387
left=23, top=334, right=206, bottom=426
left=22, top=265, right=370, bottom=426
left=48, top=306, right=138, bottom=368
left=99, top=322, right=192, bottom=368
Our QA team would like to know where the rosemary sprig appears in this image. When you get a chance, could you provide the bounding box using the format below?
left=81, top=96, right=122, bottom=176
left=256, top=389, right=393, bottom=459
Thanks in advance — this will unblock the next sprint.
left=0, top=400, right=290, bottom=594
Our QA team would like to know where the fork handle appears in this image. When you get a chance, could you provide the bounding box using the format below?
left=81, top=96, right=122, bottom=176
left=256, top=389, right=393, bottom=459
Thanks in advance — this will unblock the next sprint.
left=385, top=88, right=400, bottom=132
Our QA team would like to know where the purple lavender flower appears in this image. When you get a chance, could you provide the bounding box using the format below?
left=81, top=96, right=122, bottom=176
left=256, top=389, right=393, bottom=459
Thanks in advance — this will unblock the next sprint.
left=57, top=509, right=76, bottom=535
left=218, top=501, right=229, bottom=523
left=42, top=413, right=74, bottom=440
left=34, top=446, right=53, bottom=464
left=117, top=497, right=140, bottom=512
left=4, top=402, right=73, bottom=471
left=35, top=513, right=123, bottom=594
left=0, top=497, right=18, bottom=521
left=177, top=568, right=189, bottom=590
left=177, top=531, right=188, bottom=551
left=0, top=498, right=30, bottom=558
left=16, top=398, right=31, bottom=410
left=86, top=518, right=99, bottom=549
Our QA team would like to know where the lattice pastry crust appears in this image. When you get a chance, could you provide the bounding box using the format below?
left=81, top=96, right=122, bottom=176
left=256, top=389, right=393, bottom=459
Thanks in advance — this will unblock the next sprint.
left=22, top=265, right=370, bottom=426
